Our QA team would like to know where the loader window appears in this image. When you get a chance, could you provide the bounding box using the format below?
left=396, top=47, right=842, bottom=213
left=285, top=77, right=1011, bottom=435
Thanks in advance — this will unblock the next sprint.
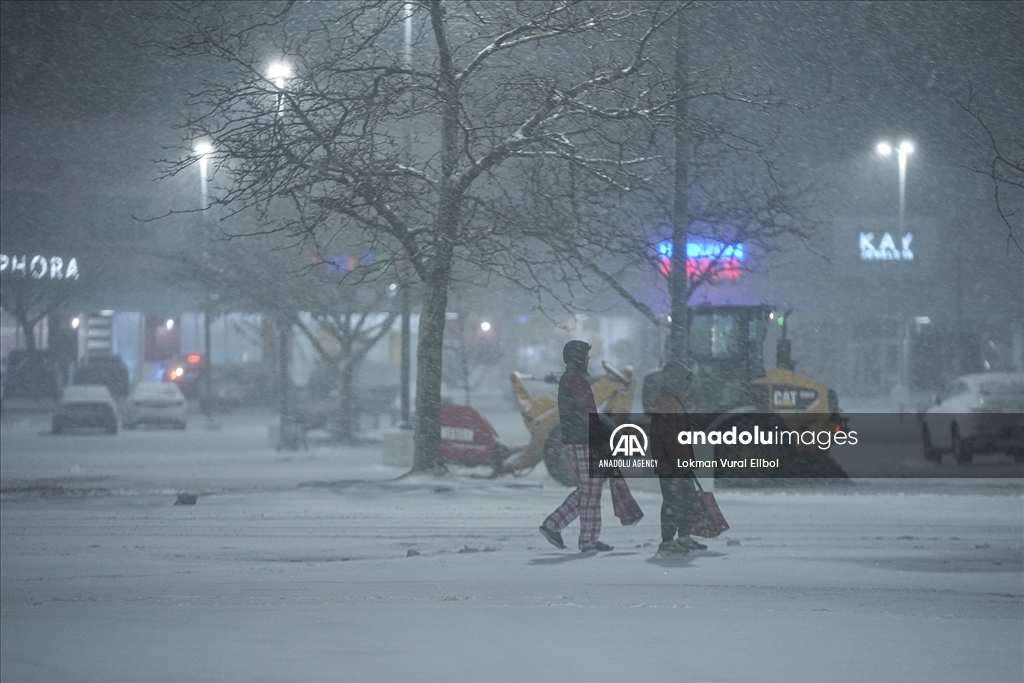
left=690, top=314, right=739, bottom=359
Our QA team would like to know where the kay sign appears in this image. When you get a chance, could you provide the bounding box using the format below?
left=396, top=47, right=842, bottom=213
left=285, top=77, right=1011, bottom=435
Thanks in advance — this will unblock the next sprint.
left=860, top=232, right=913, bottom=261
left=0, top=254, right=80, bottom=280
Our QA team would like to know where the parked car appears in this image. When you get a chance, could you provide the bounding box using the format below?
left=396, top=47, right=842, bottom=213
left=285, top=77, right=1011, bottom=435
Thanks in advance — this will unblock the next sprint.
left=53, top=385, right=119, bottom=434
left=74, top=353, right=130, bottom=399
left=123, top=382, right=187, bottom=430
left=921, top=372, right=1024, bottom=464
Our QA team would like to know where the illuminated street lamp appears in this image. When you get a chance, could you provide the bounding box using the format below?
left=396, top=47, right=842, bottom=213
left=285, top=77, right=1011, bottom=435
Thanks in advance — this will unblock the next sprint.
left=876, top=140, right=914, bottom=237
left=266, top=61, right=298, bottom=446
left=877, top=140, right=916, bottom=409
left=193, top=140, right=213, bottom=211
left=267, top=62, right=292, bottom=114
left=193, top=139, right=217, bottom=424
left=267, top=61, right=291, bottom=88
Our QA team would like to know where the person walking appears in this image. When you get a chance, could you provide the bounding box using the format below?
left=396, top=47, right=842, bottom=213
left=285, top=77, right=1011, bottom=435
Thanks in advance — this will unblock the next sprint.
left=651, top=359, right=706, bottom=555
left=539, top=340, right=613, bottom=553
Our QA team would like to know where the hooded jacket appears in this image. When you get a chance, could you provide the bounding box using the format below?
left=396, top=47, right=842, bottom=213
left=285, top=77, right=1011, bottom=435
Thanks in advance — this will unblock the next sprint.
left=651, top=384, right=694, bottom=476
left=558, top=363, right=599, bottom=445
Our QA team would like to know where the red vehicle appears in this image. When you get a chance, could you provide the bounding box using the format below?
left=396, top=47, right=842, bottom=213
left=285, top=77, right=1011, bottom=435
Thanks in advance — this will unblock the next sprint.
left=439, top=404, right=506, bottom=467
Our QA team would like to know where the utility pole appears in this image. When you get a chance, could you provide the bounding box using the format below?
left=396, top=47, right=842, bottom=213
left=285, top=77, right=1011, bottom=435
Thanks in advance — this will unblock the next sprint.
left=668, top=8, right=690, bottom=364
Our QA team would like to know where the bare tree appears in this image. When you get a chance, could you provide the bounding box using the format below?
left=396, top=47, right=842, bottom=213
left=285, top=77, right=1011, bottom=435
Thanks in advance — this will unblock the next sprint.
left=0, top=274, right=75, bottom=353
left=172, top=236, right=399, bottom=443
left=150, top=1, right=704, bottom=471
left=961, top=85, right=1024, bottom=253
left=499, top=120, right=818, bottom=334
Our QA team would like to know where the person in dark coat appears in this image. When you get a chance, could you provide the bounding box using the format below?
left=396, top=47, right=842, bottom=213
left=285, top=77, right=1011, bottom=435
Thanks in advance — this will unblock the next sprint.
left=539, top=340, right=614, bottom=552
left=651, top=359, right=706, bottom=554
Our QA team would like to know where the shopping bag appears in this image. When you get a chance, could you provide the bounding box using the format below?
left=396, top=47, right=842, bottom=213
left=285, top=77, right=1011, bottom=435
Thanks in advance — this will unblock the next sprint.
left=689, top=478, right=729, bottom=538
left=610, top=476, right=644, bottom=526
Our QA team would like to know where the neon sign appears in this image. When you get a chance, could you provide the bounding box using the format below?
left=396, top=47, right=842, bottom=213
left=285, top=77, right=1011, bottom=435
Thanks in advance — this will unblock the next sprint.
left=656, top=239, right=745, bottom=280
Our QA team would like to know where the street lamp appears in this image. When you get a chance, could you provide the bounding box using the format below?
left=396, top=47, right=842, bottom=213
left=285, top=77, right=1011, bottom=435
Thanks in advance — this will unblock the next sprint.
left=397, top=4, right=416, bottom=428
left=267, top=61, right=291, bottom=88
left=876, top=139, right=914, bottom=237
left=267, top=62, right=291, bottom=115
left=193, top=140, right=213, bottom=211
left=876, top=139, right=916, bottom=410
left=194, top=140, right=217, bottom=425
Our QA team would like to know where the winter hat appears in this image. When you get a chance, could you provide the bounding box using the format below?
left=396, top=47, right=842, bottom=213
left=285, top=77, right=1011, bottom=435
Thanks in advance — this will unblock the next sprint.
left=562, top=340, right=591, bottom=368
left=660, top=358, right=692, bottom=396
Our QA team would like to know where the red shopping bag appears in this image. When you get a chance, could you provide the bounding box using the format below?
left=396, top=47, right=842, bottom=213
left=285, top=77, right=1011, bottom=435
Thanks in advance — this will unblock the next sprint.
left=689, top=478, right=729, bottom=538
left=610, top=476, right=644, bottom=526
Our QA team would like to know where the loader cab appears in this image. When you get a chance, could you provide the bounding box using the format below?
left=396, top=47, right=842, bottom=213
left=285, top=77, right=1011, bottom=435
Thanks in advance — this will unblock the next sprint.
left=685, top=305, right=771, bottom=414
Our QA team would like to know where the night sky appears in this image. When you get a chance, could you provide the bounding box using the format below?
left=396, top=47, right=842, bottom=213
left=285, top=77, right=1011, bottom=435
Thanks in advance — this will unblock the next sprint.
left=1, top=1, right=1021, bottom=307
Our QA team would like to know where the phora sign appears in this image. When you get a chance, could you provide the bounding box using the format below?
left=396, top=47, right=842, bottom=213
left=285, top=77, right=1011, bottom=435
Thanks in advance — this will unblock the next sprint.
left=0, top=254, right=80, bottom=280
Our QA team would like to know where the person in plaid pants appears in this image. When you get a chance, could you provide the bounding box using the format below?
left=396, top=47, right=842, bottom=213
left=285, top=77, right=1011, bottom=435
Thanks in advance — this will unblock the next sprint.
left=539, top=340, right=613, bottom=553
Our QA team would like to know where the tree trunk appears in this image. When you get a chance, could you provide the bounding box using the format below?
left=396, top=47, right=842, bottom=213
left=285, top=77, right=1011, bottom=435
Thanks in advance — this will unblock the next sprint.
left=412, top=255, right=453, bottom=472
left=413, top=2, right=461, bottom=474
left=336, top=317, right=356, bottom=443
left=337, top=357, right=355, bottom=443
left=16, top=311, right=38, bottom=353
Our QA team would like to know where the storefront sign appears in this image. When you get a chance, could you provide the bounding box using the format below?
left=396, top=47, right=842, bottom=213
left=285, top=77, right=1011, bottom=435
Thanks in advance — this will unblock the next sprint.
left=859, top=232, right=913, bottom=261
left=0, top=254, right=80, bottom=280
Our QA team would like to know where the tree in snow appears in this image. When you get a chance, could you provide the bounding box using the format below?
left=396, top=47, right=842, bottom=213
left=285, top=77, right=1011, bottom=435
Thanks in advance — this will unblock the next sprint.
left=171, top=234, right=399, bottom=443
left=151, top=0, right=820, bottom=470
left=961, top=86, right=1023, bottom=253
left=149, top=0, right=703, bottom=471
left=0, top=269, right=76, bottom=354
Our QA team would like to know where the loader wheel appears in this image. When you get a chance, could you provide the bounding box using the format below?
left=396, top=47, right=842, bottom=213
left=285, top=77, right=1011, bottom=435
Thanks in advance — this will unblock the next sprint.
left=922, top=424, right=941, bottom=462
left=543, top=426, right=578, bottom=487
left=952, top=425, right=972, bottom=464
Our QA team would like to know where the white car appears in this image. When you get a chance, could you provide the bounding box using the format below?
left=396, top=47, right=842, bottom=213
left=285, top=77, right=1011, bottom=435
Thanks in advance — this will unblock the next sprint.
left=123, top=382, right=187, bottom=430
left=53, top=385, right=119, bottom=434
left=921, top=372, right=1024, bottom=464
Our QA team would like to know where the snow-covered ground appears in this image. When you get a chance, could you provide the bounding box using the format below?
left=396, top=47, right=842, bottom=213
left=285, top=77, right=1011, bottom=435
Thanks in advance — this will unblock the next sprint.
left=2, top=408, right=1022, bottom=682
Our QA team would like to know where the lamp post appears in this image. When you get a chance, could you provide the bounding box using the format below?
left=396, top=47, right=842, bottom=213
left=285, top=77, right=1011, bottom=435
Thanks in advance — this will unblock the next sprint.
left=876, top=140, right=915, bottom=410
left=194, top=140, right=217, bottom=425
left=876, top=140, right=914, bottom=237
left=399, top=4, right=414, bottom=428
left=264, top=62, right=300, bottom=448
